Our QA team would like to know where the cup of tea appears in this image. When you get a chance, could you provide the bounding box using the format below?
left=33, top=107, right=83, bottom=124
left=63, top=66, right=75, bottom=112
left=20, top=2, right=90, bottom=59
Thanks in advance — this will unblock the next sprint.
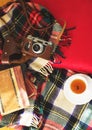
left=63, top=73, right=92, bottom=105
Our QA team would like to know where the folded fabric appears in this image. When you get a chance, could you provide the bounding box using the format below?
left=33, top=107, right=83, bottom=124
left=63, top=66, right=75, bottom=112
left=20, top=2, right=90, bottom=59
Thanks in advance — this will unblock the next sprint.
left=0, top=1, right=66, bottom=65
left=46, top=0, right=92, bottom=74
left=0, top=1, right=92, bottom=130
left=28, top=57, right=53, bottom=76
left=0, top=68, right=92, bottom=129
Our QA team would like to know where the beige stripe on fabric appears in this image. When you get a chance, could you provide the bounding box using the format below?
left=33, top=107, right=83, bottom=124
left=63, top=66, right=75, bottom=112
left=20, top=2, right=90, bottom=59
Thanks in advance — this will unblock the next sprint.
left=0, top=14, right=10, bottom=27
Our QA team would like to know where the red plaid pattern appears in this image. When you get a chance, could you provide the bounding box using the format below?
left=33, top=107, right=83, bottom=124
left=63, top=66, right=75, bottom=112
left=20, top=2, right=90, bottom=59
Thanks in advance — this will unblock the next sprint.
left=29, top=10, right=42, bottom=26
left=29, top=10, right=50, bottom=28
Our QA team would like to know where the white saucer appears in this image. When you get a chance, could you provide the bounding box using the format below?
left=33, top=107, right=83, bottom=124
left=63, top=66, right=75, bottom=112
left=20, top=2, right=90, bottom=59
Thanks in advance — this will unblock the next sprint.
left=63, top=74, right=92, bottom=105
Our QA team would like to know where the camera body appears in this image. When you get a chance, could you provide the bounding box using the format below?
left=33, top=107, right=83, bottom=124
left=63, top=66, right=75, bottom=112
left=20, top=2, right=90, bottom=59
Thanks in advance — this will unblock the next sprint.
left=22, top=35, right=56, bottom=60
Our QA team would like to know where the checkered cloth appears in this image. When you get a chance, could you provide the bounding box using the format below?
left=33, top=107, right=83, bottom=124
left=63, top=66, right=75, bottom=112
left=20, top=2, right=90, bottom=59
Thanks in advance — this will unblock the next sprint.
left=1, top=68, right=92, bottom=130
left=25, top=69, right=92, bottom=130
left=0, top=1, right=55, bottom=43
left=1, top=1, right=92, bottom=130
left=0, top=0, right=65, bottom=65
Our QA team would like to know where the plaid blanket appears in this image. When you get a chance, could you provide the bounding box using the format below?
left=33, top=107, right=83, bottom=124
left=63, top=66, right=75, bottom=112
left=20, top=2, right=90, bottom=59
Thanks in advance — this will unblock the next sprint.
left=0, top=2, right=53, bottom=40
left=1, top=68, right=92, bottom=130
left=0, top=0, right=65, bottom=65
left=0, top=1, right=92, bottom=130
left=29, top=69, right=92, bottom=130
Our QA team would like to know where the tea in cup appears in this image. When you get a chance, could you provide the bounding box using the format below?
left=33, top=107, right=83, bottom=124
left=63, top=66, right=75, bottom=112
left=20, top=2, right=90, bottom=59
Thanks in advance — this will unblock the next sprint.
left=63, top=74, right=92, bottom=105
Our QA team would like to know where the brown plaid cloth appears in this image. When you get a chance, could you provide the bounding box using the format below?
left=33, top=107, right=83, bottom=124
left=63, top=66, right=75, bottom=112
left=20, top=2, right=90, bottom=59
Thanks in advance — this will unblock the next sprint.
left=0, top=0, right=65, bottom=65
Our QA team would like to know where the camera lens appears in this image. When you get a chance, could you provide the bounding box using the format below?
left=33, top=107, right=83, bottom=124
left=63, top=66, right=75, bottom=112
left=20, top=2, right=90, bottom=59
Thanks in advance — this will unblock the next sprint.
left=32, top=43, right=44, bottom=54
left=33, top=44, right=40, bottom=51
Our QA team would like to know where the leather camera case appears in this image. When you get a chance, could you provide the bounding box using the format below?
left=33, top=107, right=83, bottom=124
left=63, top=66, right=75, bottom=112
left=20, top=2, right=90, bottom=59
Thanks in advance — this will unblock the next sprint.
left=21, top=35, right=55, bottom=60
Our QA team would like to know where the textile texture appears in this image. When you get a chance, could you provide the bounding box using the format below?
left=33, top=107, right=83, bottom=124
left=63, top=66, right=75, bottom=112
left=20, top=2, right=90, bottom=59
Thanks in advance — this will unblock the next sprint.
left=0, top=1, right=92, bottom=130
left=1, top=68, right=92, bottom=130
left=0, top=0, right=65, bottom=65
left=35, top=0, right=92, bottom=74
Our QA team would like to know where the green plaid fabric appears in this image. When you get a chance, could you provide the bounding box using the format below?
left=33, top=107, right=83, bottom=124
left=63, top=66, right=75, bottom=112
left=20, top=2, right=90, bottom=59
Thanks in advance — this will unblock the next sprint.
left=1, top=68, right=92, bottom=130
left=27, top=69, right=92, bottom=130
left=20, top=69, right=92, bottom=130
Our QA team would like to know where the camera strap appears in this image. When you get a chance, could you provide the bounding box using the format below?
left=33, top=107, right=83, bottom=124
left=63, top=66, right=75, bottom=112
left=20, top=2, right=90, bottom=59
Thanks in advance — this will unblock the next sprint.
left=0, top=0, right=67, bottom=74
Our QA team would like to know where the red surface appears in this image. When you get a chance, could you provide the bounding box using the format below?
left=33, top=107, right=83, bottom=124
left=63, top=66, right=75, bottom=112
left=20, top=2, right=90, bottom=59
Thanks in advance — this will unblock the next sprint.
left=34, top=0, right=92, bottom=73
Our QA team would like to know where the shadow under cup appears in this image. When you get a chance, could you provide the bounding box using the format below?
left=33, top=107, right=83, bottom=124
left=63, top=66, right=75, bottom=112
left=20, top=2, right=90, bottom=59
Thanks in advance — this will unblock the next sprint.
left=63, top=74, right=92, bottom=105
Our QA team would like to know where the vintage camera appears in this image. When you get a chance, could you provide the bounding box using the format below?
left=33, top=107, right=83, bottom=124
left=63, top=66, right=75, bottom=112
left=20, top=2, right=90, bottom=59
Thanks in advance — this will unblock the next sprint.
left=22, top=35, right=55, bottom=60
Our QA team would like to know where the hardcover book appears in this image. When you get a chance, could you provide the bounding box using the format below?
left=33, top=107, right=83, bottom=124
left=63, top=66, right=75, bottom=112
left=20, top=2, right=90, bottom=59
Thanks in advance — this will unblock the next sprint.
left=0, top=66, right=30, bottom=115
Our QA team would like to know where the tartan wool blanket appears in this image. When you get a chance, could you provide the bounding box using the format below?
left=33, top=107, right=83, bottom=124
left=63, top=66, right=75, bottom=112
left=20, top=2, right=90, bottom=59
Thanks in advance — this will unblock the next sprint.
left=0, top=1, right=92, bottom=130
left=1, top=68, right=92, bottom=130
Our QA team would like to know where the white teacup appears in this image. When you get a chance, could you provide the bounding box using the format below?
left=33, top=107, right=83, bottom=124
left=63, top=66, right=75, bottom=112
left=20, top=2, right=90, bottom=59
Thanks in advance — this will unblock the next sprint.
left=63, top=74, right=92, bottom=105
